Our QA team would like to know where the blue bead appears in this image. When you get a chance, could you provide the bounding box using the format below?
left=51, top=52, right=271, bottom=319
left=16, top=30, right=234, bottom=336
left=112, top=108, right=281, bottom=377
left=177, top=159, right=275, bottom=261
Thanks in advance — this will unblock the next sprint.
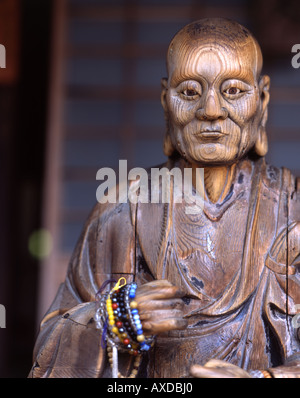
left=131, top=309, right=138, bottom=315
left=140, top=344, right=150, bottom=351
left=129, top=292, right=135, bottom=299
left=133, top=314, right=140, bottom=320
left=137, top=329, right=143, bottom=335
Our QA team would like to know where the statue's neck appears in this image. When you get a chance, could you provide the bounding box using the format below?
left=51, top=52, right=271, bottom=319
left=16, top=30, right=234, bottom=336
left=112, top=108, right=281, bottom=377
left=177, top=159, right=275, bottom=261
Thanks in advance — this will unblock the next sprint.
left=192, top=163, right=237, bottom=204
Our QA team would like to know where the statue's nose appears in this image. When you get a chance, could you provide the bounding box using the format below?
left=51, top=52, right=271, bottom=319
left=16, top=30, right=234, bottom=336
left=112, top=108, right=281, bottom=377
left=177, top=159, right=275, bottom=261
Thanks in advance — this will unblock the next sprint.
left=196, top=90, right=228, bottom=121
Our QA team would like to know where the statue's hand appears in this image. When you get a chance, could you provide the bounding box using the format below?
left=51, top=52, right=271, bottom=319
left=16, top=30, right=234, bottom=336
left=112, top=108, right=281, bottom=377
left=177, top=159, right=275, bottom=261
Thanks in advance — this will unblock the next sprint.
left=190, top=359, right=251, bottom=378
left=135, top=279, right=187, bottom=335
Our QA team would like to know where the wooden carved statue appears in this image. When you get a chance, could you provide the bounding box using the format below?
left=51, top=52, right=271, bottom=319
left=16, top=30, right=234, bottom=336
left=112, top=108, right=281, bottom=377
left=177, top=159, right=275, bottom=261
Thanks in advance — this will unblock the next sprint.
left=29, top=18, right=300, bottom=378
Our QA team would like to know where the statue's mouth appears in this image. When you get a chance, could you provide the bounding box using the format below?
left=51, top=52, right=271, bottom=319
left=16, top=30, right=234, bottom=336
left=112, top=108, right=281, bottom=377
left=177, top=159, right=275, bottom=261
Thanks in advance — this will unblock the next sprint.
left=196, top=130, right=225, bottom=139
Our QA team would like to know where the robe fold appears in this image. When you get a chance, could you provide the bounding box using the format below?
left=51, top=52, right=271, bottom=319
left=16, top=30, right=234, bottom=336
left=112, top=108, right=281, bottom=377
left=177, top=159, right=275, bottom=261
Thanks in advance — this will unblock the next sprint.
left=29, top=158, right=300, bottom=378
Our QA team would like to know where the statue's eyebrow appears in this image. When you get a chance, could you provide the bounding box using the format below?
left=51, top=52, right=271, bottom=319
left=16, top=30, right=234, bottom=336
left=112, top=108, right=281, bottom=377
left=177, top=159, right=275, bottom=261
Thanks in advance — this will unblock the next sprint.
left=169, top=74, right=189, bottom=87
left=169, top=71, right=255, bottom=89
left=169, top=69, right=203, bottom=87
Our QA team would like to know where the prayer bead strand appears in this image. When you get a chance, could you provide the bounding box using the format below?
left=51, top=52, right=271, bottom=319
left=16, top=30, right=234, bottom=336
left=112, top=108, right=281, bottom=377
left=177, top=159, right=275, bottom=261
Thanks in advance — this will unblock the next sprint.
left=97, top=278, right=154, bottom=378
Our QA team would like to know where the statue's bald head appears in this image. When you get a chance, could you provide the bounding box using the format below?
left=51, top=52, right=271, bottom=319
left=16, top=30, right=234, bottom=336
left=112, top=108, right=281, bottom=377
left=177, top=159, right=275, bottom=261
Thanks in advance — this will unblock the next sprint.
left=167, top=18, right=263, bottom=81
left=162, top=18, right=270, bottom=163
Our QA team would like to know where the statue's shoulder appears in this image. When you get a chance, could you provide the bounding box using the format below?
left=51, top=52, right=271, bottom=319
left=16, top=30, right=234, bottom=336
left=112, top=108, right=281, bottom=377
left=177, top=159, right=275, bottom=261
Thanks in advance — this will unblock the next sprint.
left=260, top=161, right=281, bottom=190
left=261, top=161, right=300, bottom=222
left=261, top=161, right=299, bottom=195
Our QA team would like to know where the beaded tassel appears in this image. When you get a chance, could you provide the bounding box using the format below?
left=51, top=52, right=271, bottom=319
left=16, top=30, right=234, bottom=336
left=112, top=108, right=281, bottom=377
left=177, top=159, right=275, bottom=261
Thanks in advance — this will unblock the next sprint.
left=96, top=277, right=154, bottom=378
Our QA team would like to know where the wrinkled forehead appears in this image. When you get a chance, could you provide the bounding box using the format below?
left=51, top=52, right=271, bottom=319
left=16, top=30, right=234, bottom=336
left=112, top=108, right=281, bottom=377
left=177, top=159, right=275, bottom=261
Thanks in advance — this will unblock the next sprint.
left=167, top=21, right=262, bottom=84
left=168, top=41, right=259, bottom=85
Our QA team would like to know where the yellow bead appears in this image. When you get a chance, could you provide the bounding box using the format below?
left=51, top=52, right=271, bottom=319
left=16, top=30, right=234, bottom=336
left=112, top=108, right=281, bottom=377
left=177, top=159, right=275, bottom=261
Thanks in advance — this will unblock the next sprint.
left=109, top=320, right=115, bottom=326
left=137, top=334, right=145, bottom=342
left=112, top=327, right=118, bottom=334
left=130, top=301, right=138, bottom=309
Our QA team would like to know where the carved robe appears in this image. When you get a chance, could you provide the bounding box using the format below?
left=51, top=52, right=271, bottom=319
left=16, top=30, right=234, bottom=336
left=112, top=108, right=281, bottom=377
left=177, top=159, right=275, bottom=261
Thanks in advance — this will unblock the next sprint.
left=29, top=157, right=300, bottom=378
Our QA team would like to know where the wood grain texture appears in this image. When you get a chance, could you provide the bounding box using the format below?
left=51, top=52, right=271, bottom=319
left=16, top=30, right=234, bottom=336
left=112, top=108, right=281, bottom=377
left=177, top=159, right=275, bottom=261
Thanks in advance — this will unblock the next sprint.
left=29, top=18, right=300, bottom=378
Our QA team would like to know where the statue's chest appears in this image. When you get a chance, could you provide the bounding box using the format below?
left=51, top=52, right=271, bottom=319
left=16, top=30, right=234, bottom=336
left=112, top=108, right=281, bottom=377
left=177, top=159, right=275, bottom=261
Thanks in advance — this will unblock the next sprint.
left=171, top=199, right=249, bottom=300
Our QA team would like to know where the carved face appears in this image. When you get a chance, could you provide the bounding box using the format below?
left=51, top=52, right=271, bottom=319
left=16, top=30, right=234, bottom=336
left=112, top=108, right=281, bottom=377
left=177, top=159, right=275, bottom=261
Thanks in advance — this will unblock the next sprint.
left=162, top=39, right=269, bottom=166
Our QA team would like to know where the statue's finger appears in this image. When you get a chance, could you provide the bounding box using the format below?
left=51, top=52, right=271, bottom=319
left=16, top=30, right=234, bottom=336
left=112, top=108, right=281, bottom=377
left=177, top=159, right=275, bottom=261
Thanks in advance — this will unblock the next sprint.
left=139, top=307, right=184, bottom=319
left=138, top=298, right=184, bottom=313
left=142, top=316, right=187, bottom=334
left=136, top=286, right=185, bottom=302
left=190, top=364, right=231, bottom=378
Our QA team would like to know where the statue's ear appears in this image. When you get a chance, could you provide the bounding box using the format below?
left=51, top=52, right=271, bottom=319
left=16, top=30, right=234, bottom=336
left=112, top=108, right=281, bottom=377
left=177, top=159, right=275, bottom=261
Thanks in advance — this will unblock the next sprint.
left=259, top=75, right=270, bottom=116
left=254, top=75, right=270, bottom=157
left=161, top=77, right=175, bottom=157
left=161, top=77, right=168, bottom=112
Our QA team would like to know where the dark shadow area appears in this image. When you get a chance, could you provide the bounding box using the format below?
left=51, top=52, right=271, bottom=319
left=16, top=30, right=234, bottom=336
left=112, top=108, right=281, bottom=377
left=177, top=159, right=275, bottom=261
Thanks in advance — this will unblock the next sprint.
left=0, top=0, right=53, bottom=377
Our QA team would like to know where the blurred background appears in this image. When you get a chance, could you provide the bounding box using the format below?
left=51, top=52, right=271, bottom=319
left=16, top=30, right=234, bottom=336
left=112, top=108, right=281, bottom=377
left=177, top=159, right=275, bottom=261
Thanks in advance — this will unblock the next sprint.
left=0, top=0, right=299, bottom=378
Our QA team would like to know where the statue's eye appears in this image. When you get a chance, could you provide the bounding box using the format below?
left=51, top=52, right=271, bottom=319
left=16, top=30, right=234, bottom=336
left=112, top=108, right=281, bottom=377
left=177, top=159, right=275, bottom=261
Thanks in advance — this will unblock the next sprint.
left=222, top=80, right=251, bottom=99
left=183, top=89, right=198, bottom=97
left=225, top=87, right=241, bottom=95
left=177, top=81, right=202, bottom=100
